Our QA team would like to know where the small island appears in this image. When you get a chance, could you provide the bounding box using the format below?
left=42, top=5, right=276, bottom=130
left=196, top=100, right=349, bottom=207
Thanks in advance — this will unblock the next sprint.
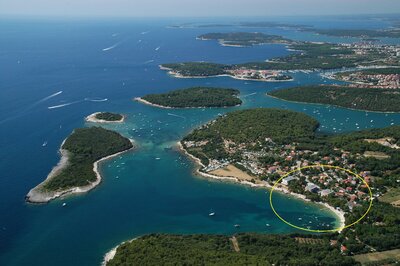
left=268, top=85, right=400, bottom=112
left=198, top=32, right=292, bottom=47
left=26, top=127, right=134, bottom=203
left=85, top=112, right=125, bottom=123
left=135, top=87, right=242, bottom=108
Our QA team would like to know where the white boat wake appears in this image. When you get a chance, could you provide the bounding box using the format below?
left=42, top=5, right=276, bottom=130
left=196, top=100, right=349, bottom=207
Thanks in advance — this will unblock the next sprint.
left=144, top=60, right=155, bottom=64
left=141, top=31, right=150, bottom=35
left=102, top=41, right=123, bottom=51
left=47, top=100, right=82, bottom=109
left=242, top=92, right=257, bottom=98
left=36, top=91, right=63, bottom=103
left=167, top=113, right=186, bottom=119
left=85, top=98, right=108, bottom=102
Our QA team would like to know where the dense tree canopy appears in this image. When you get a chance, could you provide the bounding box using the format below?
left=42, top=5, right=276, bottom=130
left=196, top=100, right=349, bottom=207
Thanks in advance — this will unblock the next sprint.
left=141, top=87, right=242, bottom=108
left=107, top=233, right=357, bottom=266
left=95, top=112, right=123, bottom=121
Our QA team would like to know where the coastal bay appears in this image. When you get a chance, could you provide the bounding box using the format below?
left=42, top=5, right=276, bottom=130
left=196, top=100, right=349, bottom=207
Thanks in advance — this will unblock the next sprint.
left=1, top=17, right=400, bottom=266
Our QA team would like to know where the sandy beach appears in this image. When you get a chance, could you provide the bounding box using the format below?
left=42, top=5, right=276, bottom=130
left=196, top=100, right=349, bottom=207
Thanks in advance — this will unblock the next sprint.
left=85, top=112, right=125, bottom=123
left=177, top=141, right=346, bottom=231
left=26, top=139, right=135, bottom=203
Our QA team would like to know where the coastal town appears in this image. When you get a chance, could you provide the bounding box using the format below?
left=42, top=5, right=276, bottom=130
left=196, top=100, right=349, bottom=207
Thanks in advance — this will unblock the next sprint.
left=335, top=71, right=400, bottom=89
left=182, top=135, right=373, bottom=215
left=226, top=69, right=293, bottom=81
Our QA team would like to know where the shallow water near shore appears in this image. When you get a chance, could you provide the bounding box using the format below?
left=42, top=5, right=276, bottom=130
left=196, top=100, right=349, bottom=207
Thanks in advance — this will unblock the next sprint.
left=1, top=17, right=400, bottom=265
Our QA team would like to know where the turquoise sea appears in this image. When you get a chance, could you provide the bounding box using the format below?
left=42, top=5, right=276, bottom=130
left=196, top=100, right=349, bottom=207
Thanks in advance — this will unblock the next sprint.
left=0, top=16, right=399, bottom=265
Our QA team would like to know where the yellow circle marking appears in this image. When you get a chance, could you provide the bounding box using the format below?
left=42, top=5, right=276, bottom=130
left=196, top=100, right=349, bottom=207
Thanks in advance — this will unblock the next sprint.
left=269, top=164, right=373, bottom=233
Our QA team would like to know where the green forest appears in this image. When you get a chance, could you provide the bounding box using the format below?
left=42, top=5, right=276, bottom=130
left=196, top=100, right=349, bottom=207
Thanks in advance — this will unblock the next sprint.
left=141, top=87, right=242, bottom=108
left=184, top=108, right=319, bottom=144
left=269, top=85, right=400, bottom=112
left=108, top=233, right=357, bottom=266
left=42, top=127, right=133, bottom=191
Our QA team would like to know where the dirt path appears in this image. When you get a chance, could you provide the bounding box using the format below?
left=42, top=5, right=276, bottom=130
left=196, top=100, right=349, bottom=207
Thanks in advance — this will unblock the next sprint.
left=230, top=236, right=240, bottom=252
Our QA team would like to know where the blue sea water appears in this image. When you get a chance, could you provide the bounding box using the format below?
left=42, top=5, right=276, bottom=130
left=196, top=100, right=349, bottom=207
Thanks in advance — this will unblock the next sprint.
left=0, top=17, right=399, bottom=265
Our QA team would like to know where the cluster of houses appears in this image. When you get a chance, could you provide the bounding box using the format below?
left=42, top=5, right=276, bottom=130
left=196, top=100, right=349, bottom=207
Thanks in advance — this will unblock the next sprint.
left=226, top=69, right=292, bottom=81
left=340, top=72, right=400, bottom=89
left=341, top=42, right=400, bottom=58
left=183, top=136, right=372, bottom=212
left=281, top=168, right=371, bottom=211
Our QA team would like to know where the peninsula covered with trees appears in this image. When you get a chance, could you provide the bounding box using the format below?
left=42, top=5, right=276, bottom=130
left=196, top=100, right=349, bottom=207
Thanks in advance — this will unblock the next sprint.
left=26, top=127, right=134, bottom=203
left=179, top=108, right=400, bottom=255
left=136, top=87, right=242, bottom=108
left=268, top=85, right=400, bottom=112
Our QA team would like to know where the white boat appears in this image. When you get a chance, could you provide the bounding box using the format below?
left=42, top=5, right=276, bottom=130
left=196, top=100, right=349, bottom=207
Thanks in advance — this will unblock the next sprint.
left=266, top=224, right=270, bottom=227
left=234, top=224, right=240, bottom=228
left=62, top=203, right=67, bottom=207
left=42, top=141, right=48, bottom=147
left=209, top=212, right=215, bottom=216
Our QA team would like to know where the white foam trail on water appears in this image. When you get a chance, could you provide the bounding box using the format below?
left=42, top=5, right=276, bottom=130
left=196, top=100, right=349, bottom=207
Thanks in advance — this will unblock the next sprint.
left=144, top=60, right=155, bottom=64
left=167, top=113, right=186, bottom=119
left=47, top=100, right=82, bottom=109
left=85, top=98, right=108, bottom=102
left=0, top=90, right=65, bottom=124
left=102, top=41, right=123, bottom=51
left=242, top=92, right=257, bottom=98
left=37, top=91, right=63, bottom=103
